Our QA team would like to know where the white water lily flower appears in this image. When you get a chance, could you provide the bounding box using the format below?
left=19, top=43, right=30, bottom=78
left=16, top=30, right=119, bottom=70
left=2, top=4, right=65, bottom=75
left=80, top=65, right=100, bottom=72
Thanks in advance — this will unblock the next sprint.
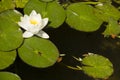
left=18, top=10, right=49, bottom=38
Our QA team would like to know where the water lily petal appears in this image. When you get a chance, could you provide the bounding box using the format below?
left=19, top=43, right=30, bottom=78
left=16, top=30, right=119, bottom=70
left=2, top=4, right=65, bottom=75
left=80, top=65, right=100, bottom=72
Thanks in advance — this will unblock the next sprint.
left=30, top=10, right=42, bottom=22
left=36, top=30, right=49, bottom=39
left=36, top=14, right=42, bottom=24
left=23, top=31, right=34, bottom=38
left=18, top=21, right=30, bottom=30
left=30, top=10, right=37, bottom=16
left=29, top=10, right=42, bottom=28
left=42, top=18, right=49, bottom=28
left=22, top=15, right=29, bottom=20
left=28, top=27, right=40, bottom=34
left=18, top=15, right=31, bottom=30
left=29, top=15, right=42, bottom=26
left=18, top=10, right=49, bottom=39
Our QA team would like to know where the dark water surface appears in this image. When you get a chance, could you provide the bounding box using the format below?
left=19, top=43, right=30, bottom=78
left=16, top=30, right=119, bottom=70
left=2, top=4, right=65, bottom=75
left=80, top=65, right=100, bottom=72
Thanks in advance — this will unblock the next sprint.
left=5, top=24, right=120, bottom=80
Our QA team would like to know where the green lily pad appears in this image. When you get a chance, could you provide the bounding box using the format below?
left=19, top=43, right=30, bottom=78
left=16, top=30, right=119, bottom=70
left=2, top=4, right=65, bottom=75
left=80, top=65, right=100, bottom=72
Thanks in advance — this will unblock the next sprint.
left=0, top=9, right=22, bottom=22
left=0, top=0, right=15, bottom=12
left=24, top=0, right=46, bottom=16
left=66, top=3, right=102, bottom=32
left=82, top=54, right=114, bottom=79
left=103, top=18, right=120, bottom=37
left=14, top=0, right=29, bottom=8
left=39, top=0, right=54, bottom=2
left=46, top=1, right=66, bottom=27
left=0, top=51, right=16, bottom=70
left=0, top=72, right=21, bottom=80
left=24, top=0, right=66, bottom=28
left=98, top=0, right=111, bottom=3
left=18, top=37, right=59, bottom=68
left=95, top=3, right=120, bottom=22
left=0, top=10, right=23, bottom=51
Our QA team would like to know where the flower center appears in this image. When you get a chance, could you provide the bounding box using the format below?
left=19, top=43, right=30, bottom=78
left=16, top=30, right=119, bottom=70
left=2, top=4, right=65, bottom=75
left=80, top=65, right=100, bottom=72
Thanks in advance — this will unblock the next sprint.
left=30, top=19, right=38, bottom=25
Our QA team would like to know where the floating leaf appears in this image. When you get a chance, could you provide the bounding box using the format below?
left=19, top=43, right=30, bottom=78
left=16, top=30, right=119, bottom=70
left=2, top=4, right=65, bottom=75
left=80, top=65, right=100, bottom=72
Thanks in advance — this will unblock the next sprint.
left=95, top=3, right=120, bottom=22
left=0, top=0, right=15, bottom=12
left=24, top=0, right=46, bottom=16
left=82, top=54, right=113, bottom=79
left=0, top=51, right=16, bottom=70
left=98, top=0, right=111, bottom=3
left=14, top=0, right=29, bottom=8
left=46, top=1, right=66, bottom=27
left=39, top=0, right=54, bottom=2
left=0, top=72, right=21, bottom=80
left=18, top=37, right=59, bottom=68
left=66, top=3, right=102, bottom=32
left=103, top=18, right=120, bottom=37
left=24, top=0, right=66, bottom=28
left=0, top=9, right=22, bottom=22
left=0, top=10, right=23, bottom=51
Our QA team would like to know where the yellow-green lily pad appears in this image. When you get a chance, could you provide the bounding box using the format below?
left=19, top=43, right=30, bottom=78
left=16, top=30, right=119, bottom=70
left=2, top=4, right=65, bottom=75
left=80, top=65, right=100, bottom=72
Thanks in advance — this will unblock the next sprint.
left=82, top=54, right=114, bottom=79
left=0, top=51, right=16, bottom=70
left=0, top=10, right=23, bottom=51
left=0, top=72, right=21, bottom=80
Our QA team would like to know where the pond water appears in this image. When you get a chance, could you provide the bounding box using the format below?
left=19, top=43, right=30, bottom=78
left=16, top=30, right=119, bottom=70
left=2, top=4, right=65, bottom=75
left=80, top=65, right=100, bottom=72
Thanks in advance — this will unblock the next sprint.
left=5, top=23, right=120, bottom=80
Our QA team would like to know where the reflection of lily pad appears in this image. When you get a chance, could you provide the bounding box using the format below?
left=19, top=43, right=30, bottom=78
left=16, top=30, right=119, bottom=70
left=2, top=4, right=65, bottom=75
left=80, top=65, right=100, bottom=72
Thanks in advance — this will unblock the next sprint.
left=82, top=54, right=113, bottom=79
left=0, top=51, right=16, bottom=70
left=0, top=72, right=21, bottom=80
left=18, top=37, right=59, bottom=68
left=0, top=10, right=23, bottom=51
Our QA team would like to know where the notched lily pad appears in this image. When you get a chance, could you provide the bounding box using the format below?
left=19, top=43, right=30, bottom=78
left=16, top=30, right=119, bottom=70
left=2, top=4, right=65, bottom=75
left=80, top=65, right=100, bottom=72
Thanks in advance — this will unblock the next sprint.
left=66, top=3, right=102, bottom=32
left=18, top=37, right=59, bottom=68
left=82, top=53, right=114, bottom=79
left=0, top=72, right=21, bottom=80
left=103, top=18, right=120, bottom=37
left=95, top=3, right=120, bottom=22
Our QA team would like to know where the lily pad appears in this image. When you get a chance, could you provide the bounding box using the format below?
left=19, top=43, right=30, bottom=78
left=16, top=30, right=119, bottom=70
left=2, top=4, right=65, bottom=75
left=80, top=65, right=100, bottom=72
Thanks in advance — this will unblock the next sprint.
left=18, top=37, right=59, bottom=68
left=0, top=51, right=16, bottom=70
left=0, top=72, right=21, bottom=80
left=98, top=0, right=111, bottom=3
left=95, top=3, right=120, bottom=22
left=24, top=0, right=66, bottom=28
left=66, top=3, right=102, bottom=32
left=103, top=18, right=120, bottom=37
left=39, top=0, right=54, bottom=2
left=82, top=54, right=114, bottom=79
left=0, top=0, right=15, bottom=12
left=0, top=10, right=23, bottom=51
left=46, top=1, right=66, bottom=27
left=14, top=0, right=29, bottom=8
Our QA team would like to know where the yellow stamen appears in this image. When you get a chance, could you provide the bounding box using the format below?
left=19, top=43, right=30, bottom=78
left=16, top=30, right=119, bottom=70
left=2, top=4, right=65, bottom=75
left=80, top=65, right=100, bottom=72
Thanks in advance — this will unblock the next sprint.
left=30, top=19, right=38, bottom=25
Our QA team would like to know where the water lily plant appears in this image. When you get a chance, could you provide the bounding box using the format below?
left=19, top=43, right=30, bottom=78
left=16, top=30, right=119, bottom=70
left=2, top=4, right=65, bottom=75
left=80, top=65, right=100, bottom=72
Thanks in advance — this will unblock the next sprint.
left=18, top=10, right=49, bottom=39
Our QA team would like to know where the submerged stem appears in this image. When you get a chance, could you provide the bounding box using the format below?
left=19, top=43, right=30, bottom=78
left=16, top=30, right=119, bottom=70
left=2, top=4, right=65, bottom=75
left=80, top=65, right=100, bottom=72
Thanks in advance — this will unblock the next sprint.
left=67, top=65, right=82, bottom=70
